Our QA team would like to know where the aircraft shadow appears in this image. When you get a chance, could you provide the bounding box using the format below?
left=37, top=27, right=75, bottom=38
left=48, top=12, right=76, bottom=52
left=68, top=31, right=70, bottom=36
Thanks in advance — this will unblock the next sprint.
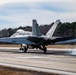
left=0, top=49, right=75, bottom=56
left=25, top=50, right=75, bottom=56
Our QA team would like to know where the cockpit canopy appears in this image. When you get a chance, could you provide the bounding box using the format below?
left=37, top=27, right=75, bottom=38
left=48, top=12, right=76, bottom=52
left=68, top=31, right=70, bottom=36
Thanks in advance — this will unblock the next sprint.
left=11, top=29, right=32, bottom=38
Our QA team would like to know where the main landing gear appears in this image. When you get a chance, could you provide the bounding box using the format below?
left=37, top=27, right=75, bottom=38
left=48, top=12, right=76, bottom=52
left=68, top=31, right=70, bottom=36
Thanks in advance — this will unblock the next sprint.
left=43, top=46, right=47, bottom=53
left=19, top=44, right=28, bottom=53
left=39, top=46, right=47, bottom=53
left=19, top=44, right=47, bottom=53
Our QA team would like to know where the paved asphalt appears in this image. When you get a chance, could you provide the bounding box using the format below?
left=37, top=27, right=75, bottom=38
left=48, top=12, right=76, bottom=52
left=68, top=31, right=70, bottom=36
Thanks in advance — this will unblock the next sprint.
left=0, top=47, right=76, bottom=75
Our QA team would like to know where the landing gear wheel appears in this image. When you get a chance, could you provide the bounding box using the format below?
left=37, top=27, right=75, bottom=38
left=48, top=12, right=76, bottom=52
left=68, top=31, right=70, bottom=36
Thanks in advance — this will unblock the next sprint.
left=19, top=44, right=24, bottom=51
left=19, top=48, right=23, bottom=50
left=43, top=47, right=47, bottom=53
left=22, top=47, right=27, bottom=53
left=19, top=48, right=24, bottom=52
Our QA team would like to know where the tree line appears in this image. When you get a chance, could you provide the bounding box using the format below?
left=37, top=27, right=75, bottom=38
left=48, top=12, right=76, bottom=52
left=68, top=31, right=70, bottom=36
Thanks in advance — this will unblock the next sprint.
left=0, top=21, right=76, bottom=37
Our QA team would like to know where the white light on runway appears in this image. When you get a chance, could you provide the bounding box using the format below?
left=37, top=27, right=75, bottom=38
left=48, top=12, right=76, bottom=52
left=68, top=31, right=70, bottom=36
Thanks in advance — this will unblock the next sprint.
left=19, top=50, right=24, bottom=52
left=18, top=56, right=45, bottom=59
left=71, top=49, right=76, bottom=55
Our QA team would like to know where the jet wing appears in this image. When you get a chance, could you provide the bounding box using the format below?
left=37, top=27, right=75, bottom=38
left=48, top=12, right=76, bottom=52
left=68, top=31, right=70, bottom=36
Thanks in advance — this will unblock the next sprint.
left=0, top=37, right=33, bottom=45
left=0, top=36, right=76, bottom=45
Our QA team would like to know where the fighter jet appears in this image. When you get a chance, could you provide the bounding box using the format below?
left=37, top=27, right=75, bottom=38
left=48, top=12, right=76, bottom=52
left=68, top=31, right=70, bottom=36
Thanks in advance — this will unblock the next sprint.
left=0, top=19, right=60, bottom=53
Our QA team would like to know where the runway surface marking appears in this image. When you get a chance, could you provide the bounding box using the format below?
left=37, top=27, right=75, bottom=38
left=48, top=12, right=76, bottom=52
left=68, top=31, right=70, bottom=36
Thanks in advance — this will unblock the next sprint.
left=0, top=62, right=76, bottom=75
left=18, top=56, right=46, bottom=59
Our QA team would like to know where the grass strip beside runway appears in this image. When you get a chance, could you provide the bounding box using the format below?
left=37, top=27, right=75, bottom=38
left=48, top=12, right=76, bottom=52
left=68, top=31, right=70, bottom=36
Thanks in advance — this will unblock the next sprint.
left=0, top=66, right=59, bottom=75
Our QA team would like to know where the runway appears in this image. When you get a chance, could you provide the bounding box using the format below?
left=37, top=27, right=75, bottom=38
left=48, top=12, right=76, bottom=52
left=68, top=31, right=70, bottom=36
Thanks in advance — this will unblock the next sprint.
left=0, top=47, right=76, bottom=75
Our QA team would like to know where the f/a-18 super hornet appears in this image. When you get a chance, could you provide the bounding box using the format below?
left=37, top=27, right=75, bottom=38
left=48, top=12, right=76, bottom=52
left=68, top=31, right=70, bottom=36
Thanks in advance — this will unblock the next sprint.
left=0, top=19, right=75, bottom=53
left=0, top=19, right=60, bottom=53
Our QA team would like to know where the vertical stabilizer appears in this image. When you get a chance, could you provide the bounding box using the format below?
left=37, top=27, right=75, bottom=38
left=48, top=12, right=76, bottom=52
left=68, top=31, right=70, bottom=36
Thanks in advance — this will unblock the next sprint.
left=32, top=19, right=42, bottom=36
left=46, top=20, right=60, bottom=37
